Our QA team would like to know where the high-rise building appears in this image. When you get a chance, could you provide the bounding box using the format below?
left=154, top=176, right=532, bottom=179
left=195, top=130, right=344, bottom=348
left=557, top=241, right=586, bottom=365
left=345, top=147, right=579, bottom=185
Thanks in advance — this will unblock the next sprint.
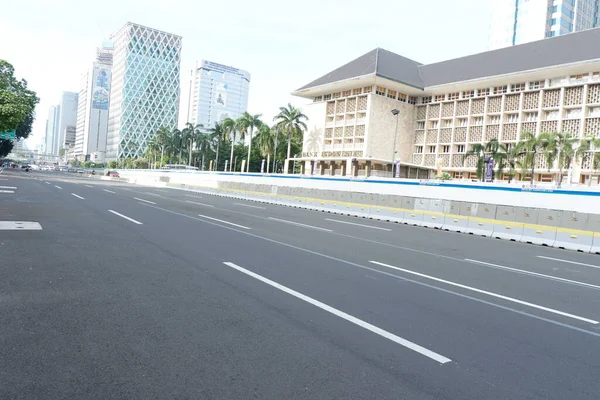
left=106, top=22, right=182, bottom=160
left=74, top=43, right=113, bottom=162
left=44, top=105, right=60, bottom=156
left=55, top=92, right=79, bottom=155
left=187, top=60, right=251, bottom=132
left=488, top=0, right=600, bottom=50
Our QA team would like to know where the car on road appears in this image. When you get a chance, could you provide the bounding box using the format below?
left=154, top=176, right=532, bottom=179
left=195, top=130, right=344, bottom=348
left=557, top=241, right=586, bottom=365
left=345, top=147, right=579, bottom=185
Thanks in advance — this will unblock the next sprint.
left=105, top=170, right=119, bottom=178
left=77, top=169, right=84, bottom=174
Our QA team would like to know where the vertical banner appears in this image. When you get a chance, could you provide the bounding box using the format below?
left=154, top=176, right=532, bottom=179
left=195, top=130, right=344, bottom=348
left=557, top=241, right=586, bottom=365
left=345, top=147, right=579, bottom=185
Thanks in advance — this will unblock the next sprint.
left=313, top=160, right=318, bottom=175
left=394, top=159, right=401, bottom=178
left=260, top=159, right=265, bottom=173
left=485, top=159, right=494, bottom=182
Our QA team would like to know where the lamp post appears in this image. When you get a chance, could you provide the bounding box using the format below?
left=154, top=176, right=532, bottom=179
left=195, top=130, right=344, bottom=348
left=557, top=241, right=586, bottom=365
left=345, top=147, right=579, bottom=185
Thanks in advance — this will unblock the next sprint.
left=391, top=109, right=400, bottom=177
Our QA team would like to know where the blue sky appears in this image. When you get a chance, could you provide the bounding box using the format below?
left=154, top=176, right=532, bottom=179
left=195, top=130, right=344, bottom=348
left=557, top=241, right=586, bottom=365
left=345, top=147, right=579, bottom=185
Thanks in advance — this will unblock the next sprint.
left=0, top=0, right=491, bottom=149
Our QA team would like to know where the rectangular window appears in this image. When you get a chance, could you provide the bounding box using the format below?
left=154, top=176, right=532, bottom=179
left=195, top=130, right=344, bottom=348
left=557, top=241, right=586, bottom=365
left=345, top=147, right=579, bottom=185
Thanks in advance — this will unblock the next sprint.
left=333, top=92, right=341, bottom=99
left=589, top=107, right=600, bottom=117
left=529, top=80, right=545, bottom=90
left=457, top=118, right=468, bottom=127
left=324, top=94, right=332, bottom=100
left=375, top=86, right=386, bottom=96
left=441, top=145, right=450, bottom=153
left=387, top=89, right=397, bottom=99
left=511, top=83, right=526, bottom=92
left=545, top=110, right=559, bottom=120
left=342, top=90, right=351, bottom=97
left=416, top=121, right=425, bottom=129
left=462, top=90, right=474, bottom=99
left=415, top=146, right=423, bottom=154
left=489, top=115, right=501, bottom=124
left=474, top=116, right=484, bottom=125
left=422, top=96, right=432, bottom=104
left=570, top=74, right=586, bottom=83
left=352, top=88, right=362, bottom=95
left=430, top=120, right=439, bottom=129
left=314, top=96, right=322, bottom=102
left=428, top=145, right=436, bottom=153
left=523, top=112, right=537, bottom=122
left=363, top=86, right=372, bottom=93
left=408, top=96, right=417, bottom=105
left=444, top=119, right=453, bottom=128
left=478, top=88, right=490, bottom=97
left=398, top=93, right=407, bottom=103
left=435, top=94, right=445, bottom=102
left=448, top=93, right=459, bottom=100
left=506, top=114, right=519, bottom=123
left=493, top=85, right=508, bottom=94
left=456, top=144, right=465, bottom=153
left=565, top=109, right=582, bottom=119
left=593, top=72, right=600, bottom=81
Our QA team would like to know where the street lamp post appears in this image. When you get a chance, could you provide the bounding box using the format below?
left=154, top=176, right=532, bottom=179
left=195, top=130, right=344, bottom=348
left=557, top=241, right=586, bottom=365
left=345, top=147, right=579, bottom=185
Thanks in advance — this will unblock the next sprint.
left=391, top=109, right=400, bottom=177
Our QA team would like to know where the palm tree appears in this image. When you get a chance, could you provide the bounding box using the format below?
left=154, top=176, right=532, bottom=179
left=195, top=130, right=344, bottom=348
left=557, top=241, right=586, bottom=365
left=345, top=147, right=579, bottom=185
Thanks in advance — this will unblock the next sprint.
left=222, top=118, right=238, bottom=172
left=237, top=112, right=263, bottom=172
left=519, top=131, right=548, bottom=184
left=145, top=138, right=160, bottom=169
left=154, top=126, right=171, bottom=168
left=255, top=124, right=275, bottom=172
left=484, top=139, right=504, bottom=181
left=463, top=143, right=487, bottom=181
left=273, top=104, right=308, bottom=174
left=553, top=132, right=578, bottom=185
left=579, top=136, right=600, bottom=185
left=496, top=142, right=525, bottom=183
left=195, top=133, right=211, bottom=170
left=208, top=122, right=226, bottom=171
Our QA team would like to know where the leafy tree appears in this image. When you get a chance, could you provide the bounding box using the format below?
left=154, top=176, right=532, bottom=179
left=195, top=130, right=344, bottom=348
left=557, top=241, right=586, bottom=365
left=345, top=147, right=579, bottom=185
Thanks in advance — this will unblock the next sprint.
left=15, top=112, right=34, bottom=140
left=255, top=124, right=275, bottom=170
left=236, top=112, right=263, bottom=172
left=273, top=104, right=307, bottom=173
left=108, top=160, right=117, bottom=169
left=579, top=136, right=600, bottom=186
left=496, top=142, right=524, bottom=183
left=463, top=143, right=486, bottom=181
left=0, top=140, right=13, bottom=157
left=133, top=158, right=148, bottom=169
left=208, top=122, right=226, bottom=170
left=154, top=126, right=171, bottom=168
left=518, top=131, right=548, bottom=184
left=0, top=60, right=39, bottom=134
left=553, top=132, right=578, bottom=185
left=222, top=117, right=238, bottom=172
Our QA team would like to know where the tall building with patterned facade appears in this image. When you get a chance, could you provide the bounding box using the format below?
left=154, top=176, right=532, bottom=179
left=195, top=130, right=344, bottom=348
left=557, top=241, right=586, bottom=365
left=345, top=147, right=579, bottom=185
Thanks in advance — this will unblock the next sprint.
left=488, top=0, right=599, bottom=50
left=292, top=28, right=600, bottom=183
left=106, top=22, right=182, bottom=160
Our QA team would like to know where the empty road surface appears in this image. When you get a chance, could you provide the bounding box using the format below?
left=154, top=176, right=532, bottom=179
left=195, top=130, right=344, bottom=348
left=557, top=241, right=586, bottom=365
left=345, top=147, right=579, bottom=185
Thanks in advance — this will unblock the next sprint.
left=1, top=168, right=600, bottom=399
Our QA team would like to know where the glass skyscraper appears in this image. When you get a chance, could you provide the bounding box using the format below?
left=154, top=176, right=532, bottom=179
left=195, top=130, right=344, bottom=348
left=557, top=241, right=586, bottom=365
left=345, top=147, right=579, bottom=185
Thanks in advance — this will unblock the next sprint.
left=106, top=22, right=182, bottom=160
left=488, top=0, right=600, bottom=50
left=187, top=60, right=250, bottom=133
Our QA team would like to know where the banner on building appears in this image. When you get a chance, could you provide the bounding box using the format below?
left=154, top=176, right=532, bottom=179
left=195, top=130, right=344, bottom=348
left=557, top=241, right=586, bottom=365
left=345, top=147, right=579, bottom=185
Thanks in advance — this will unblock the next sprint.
left=214, top=82, right=227, bottom=108
left=92, top=68, right=111, bottom=110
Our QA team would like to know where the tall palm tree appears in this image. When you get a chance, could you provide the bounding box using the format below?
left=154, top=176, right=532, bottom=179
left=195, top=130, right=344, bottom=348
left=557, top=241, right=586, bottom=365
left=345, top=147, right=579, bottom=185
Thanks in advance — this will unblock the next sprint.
left=236, top=112, right=263, bottom=172
left=154, top=126, right=171, bottom=168
left=145, top=138, right=160, bottom=169
left=579, top=136, right=600, bottom=185
left=519, top=131, right=549, bottom=184
left=497, top=142, right=525, bottom=183
left=195, top=132, right=211, bottom=170
left=463, top=143, right=487, bottom=181
left=273, top=104, right=308, bottom=174
left=208, top=122, right=225, bottom=171
left=255, top=124, right=275, bottom=172
left=483, top=139, right=504, bottom=181
left=553, top=132, right=578, bottom=185
left=222, top=118, right=239, bottom=172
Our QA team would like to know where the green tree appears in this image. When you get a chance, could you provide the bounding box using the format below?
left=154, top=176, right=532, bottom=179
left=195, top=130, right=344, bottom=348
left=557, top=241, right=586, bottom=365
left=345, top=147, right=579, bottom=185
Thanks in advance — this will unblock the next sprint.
left=195, top=132, right=212, bottom=170
left=519, top=131, right=548, bottom=184
left=236, top=112, right=263, bottom=172
left=0, top=60, right=39, bottom=134
left=133, top=158, right=149, bottom=169
left=208, top=122, right=225, bottom=171
left=255, top=124, right=275, bottom=171
left=222, top=117, right=238, bottom=172
left=463, top=143, right=487, bottom=181
left=273, top=104, right=308, bottom=174
left=579, top=136, right=600, bottom=186
left=15, top=112, right=34, bottom=140
left=154, top=126, right=171, bottom=168
left=108, top=160, right=118, bottom=169
left=553, top=133, right=578, bottom=185
left=496, top=142, right=524, bottom=183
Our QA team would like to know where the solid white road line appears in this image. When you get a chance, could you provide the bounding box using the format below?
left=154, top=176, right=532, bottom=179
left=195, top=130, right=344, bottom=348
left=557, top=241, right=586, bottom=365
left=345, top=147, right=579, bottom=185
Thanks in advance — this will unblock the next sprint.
left=223, top=261, right=452, bottom=364
left=0, top=186, right=17, bottom=189
left=197, top=214, right=250, bottom=230
left=143, top=192, right=162, bottom=197
left=537, top=256, right=600, bottom=270
left=185, top=194, right=203, bottom=198
left=71, top=193, right=85, bottom=200
left=108, top=210, right=143, bottom=225
left=54, top=185, right=62, bottom=189
left=186, top=200, right=214, bottom=208
left=45, top=182, right=51, bottom=184
left=0, top=221, right=42, bottom=230
left=0, top=190, right=14, bottom=193
left=268, top=217, right=333, bottom=232
left=234, top=202, right=266, bottom=210
left=325, top=218, right=391, bottom=231
left=85, top=184, right=93, bottom=188
left=103, top=189, right=116, bottom=194
left=134, top=197, right=156, bottom=205
left=465, top=259, right=600, bottom=290
left=370, top=260, right=599, bottom=325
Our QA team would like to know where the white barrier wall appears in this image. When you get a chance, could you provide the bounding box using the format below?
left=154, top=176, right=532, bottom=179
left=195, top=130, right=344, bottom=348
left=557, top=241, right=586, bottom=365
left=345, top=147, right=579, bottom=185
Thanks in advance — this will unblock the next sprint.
left=119, top=170, right=600, bottom=214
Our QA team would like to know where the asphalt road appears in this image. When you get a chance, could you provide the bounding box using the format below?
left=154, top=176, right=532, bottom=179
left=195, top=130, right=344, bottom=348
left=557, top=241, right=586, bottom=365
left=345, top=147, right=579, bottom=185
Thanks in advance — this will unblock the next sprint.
left=1, top=168, right=600, bottom=399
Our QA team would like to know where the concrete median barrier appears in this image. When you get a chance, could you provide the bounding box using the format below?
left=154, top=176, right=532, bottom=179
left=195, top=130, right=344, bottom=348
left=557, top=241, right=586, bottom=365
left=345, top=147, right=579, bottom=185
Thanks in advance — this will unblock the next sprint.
left=553, top=211, right=593, bottom=252
left=402, top=197, right=423, bottom=226
left=492, top=205, right=524, bottom=241
left=441, top=201, right=469, bottom=232
left=371, top=194, right=402, bottom=222
left=520, top=208, right=557, bottom=246
left=422, top=199, right=445, bottom=229
left=466, top=204, right=497, bottom=237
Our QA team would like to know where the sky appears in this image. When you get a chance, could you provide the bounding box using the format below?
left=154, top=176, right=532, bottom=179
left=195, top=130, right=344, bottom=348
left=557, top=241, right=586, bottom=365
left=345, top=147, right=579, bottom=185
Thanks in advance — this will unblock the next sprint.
left=0, top=0, right=491, bottom=150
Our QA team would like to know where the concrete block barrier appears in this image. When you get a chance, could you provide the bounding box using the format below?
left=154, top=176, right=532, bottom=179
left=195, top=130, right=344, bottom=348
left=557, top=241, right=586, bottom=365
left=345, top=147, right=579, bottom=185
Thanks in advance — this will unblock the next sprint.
left=466, top=204, right=497, bottom=237
left=442, top=201, right=469, bottom=232
left=553, top=211, right=593, bottom=252
left=349, top=192, right=372, bottom=218
left=520, top=208, right=557, bottom=246
left=402, top=197, right=423, bottom=226
left=371, top=194, right=402, bottom=222
left=492, top=205, right=524, bottom=241
left=422, top=199, right=445, bottom=229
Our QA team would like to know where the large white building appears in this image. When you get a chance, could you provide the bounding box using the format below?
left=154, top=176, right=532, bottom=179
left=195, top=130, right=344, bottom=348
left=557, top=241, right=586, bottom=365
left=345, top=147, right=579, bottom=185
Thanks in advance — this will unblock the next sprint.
left=488, top=0, right=600, bottom=50
left=55, top=92, right=79, bottom=156
left=43, top=105, right=60, bottom=156
left=106, top=22, right=182, bottom=160
left=187, top=60, right=250, bottom=133
left=292, top=28, right=600, bottom=183
left=74, top=44, right=113, bottom=162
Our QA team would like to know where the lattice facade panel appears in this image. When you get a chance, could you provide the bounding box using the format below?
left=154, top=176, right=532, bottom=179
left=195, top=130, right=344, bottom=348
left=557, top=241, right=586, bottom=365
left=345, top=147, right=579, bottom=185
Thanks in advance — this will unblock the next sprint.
left=442, top=103, right=454, bottom=117
left=501, top=124, right=518, bottom=141
left=326, top=102, right=335, bottom=114
left=412, top=154, right=423, bottom=164
left=347, top=98, right=356, bottom=112
left=334, top=127, right=343, bottom=137
left=439, top=128, right=452, bottom=143
left=456, top=101, right=469, bottom=116
left=584, top=118, right=600, bottom=136
left=543, top=89, right=560, bottom=107
left=344, top=126, right=354, bottom=137
left=465, top=155, right=478, bottom=168
left=487, top=96, right=502, bottom=113
left=438, top=154, right=450, bottom=167
left=416, top=106, right=426, bottom=119
left=564, top=86, right=583, bottom=106
left=424, top=154, right=436, bottom=166
left=521, top=122, right=537, bottom=135
left=471, top=99, right=485, bottom=114
left=562, top=119, right=580, bottom=137
left=454, top=127, right=467, bottom=142
left=452, top=155, right=464, bottom=168
left=588, top=84, right=600, bottom=104
left=355, top=125, right=365, bottom=137
left=325, top=128, right=333, bottom=138
left=523, top=92, right=540, bottom=109
left=504, top=94, right=520, bottom=111
left=469, top=126, right=483, bottom=142
left=426, top=130, right=439, bottom=144
left=535, top=153, right=548, bottom=170
left=485, top=125, right=499, bottom=141
left=428, top=104, right=441, bottom=119
left=414, top=131, right=425, bottom=144
left=352, top=151, right=363, bottom=157
left=336, top=100, right=345, bottom=113
left=540, top=120, right=558, bottom=133
left=357, top=96, right=368, bottom=110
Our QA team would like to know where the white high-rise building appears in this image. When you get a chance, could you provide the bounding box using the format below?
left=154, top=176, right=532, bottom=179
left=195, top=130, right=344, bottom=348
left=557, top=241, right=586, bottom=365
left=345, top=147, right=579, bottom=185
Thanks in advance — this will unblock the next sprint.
left=74, top=43, right=113, bottom=162
left=44, top=105, right=60, bottom=156
left=488, top=0, right=600, bottom=50
left=187, top=60, right=251, bottom=132
left=106, top=22, right=182, bottom=160
left=55, top=92, right=79, bottom=155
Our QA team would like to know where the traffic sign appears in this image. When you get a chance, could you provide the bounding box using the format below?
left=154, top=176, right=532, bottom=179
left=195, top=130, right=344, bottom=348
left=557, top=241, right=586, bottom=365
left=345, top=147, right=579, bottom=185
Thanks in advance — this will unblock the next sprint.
left=0, top=130, right=16, bottom=140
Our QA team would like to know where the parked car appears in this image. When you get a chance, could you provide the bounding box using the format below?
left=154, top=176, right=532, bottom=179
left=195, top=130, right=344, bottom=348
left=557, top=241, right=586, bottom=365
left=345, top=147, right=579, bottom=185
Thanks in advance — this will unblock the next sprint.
left=77, top=169, right=84, bottom=174
left=106, top=170, right=119, bottom=178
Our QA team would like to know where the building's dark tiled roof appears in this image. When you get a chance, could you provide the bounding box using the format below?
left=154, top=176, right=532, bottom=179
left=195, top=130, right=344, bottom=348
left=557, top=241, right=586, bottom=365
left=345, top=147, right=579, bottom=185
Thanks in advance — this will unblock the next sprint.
left=295, top=28, right=600, bottom=92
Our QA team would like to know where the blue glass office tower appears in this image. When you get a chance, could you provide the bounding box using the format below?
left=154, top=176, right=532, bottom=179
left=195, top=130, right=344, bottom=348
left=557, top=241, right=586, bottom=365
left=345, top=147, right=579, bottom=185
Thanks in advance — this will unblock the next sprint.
left=187, top=60, right=250, bottom=133
left=106, top=22, right=182, bottom=159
